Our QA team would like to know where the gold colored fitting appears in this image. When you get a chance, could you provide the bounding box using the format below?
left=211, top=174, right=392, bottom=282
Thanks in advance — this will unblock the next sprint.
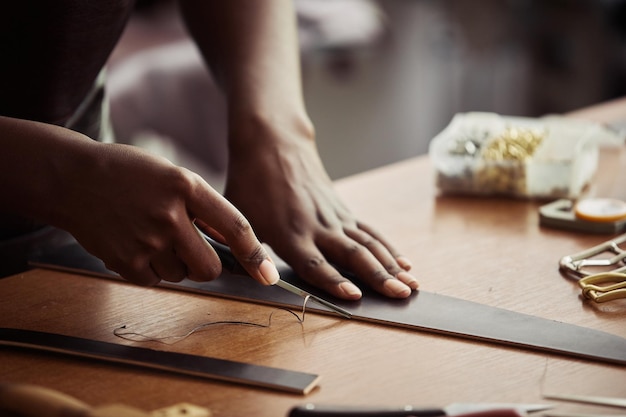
left=481, top=127, right=545, bottom=161
left=474, top=126, right=546, bottom=195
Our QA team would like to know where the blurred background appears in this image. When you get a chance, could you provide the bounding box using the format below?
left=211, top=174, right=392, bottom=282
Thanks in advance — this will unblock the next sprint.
left=106, top=0, right=626, bottom=187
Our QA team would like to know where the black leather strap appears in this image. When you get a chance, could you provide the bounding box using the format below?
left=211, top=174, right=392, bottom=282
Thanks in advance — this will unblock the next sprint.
left=0, top=328, right=320, bottom=395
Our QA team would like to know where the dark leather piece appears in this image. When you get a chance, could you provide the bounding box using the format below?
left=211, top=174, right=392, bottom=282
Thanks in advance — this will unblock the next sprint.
left=28, top=240, right=626, bottom=367
left=0, top=328, right=320, bottom=394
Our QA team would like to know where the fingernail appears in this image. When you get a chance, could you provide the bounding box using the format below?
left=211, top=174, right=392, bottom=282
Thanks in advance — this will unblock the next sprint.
left=259, top=258, right=280, bottom=285
left=339, top=282, right=362, bottom=298
left=384, top=279, right=411, bottom=297
left=396, top=255, right=413, bottom=271
left=397, top=271, right=419, bottom=289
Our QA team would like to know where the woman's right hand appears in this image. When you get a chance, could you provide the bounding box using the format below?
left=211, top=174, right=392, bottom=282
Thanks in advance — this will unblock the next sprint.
left=62, top=142, right=280, bottom=287
left=0, top=116, right=278, bottom=287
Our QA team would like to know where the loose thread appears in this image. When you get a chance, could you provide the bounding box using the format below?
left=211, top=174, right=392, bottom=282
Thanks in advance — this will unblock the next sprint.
left=538, top=357, right=550, bottom=397
left=114, top=295, right=311, bottom=345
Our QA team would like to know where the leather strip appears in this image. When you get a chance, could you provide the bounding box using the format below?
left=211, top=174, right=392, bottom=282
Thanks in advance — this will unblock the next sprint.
left=0, top=328, right=320, bottom=395
left=173, top=270, right=626, bottom=366
left=29, top=241, right=626, bottom=367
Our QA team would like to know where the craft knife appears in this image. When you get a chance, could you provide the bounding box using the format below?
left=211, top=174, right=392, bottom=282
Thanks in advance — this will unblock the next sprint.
left=274, top=278, right=352, bottom=319
left=198, top=230, right=352, bottom=319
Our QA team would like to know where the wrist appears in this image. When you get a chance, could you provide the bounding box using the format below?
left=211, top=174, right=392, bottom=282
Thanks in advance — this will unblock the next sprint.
left=227, top=107, right=315, bottom=156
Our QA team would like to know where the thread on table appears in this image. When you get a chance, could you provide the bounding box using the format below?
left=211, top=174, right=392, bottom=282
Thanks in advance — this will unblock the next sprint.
left=113, top=295, right=311, bottom=344
left=538, top=358, right=549, bottom=397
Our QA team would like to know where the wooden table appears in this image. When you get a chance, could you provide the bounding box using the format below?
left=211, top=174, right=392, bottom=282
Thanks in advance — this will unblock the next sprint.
left=1, top=102, right=626, bottom=416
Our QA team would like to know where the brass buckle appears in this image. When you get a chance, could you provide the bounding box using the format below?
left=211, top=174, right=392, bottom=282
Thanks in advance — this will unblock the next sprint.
left=578, top=273, right=626, bottom=303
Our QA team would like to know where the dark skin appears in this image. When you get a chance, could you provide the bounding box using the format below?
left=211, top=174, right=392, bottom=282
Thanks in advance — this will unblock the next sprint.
left=0, top=0, right=417, bottom=299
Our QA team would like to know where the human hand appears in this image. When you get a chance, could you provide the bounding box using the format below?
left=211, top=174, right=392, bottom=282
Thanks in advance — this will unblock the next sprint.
left=59, top=143, right=279, bottom=287
left=225, top=127, right=418, bottom=300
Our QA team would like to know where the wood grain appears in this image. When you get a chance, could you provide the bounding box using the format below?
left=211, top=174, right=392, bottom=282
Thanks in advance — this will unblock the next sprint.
left=1, top=104, right=626, bottom=417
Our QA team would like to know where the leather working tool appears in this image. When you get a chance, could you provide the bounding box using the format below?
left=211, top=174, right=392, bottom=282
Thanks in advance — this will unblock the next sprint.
left=287, top=402, right=552, bottom=417
left=543, top=393, right=626, bottom=417
left=29, top=237, right=626, bottom=367
left=540, top=199, right=626, bottom=235
left=201, top=232, right=352, bottom=319
left=275, top=278, right=353, bottom=319
left=545, top=393, right=626, bottom=409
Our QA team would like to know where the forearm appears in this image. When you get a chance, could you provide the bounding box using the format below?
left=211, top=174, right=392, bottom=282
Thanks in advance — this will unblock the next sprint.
left=178, top=0, right=312, bottom=152
left=0, top=116, right=101, bottom=228
left=0, top=116, right=281, bottom=286
left=179, top=1, right=417, bottom=300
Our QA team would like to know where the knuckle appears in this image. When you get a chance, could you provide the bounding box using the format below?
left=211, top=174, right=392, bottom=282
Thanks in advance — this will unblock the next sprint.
left=128, top=253, right=149, bottom=273
left=168, top=165, right=200, bottom=194
left=359, top=236, right=377, bottom=249
left=244, top=244, right=268, bottom=264
left=344, top=242, right=365, bottom=257
left=141, top=234, right=169, bottom=253
left=386, top=263, right=403, bottom=274
left=371, top=268, right=391, bottom=283
left=231, top=242, right=267, bottom=268
left=303, top=255, right=327, bottom=273
left=105, top=251, right=141, bottom=274
left=230, top=214, right=254, bottom=237
left=191, top=262, right=222, bottom=282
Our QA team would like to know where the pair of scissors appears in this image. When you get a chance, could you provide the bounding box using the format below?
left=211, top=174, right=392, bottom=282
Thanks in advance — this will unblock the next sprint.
left=544, top=393, right=626, bottom=417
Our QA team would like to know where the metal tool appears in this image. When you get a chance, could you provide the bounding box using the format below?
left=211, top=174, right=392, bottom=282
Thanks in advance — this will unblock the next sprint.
left=288, top=402, right=552, bottom=417
left=544, top=393, right=626, bottom=409
left=543, top=393, right=626, bottom=417
left=198, top=229, right=352, bottom=319
left=559, top=233, right=626, bottom=302
left=275, top=279, right=352, bottom=319
left=540, top=199, right=626, bottom=235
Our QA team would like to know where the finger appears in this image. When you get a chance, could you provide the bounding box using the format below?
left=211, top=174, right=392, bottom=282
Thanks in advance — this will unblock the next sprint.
left=186, top=180, right=279, bottom=285
left=280, top=242, right=363, bottom=300
left=172, top=219, right=222, bottom=282
left=225, top=216, right=280, bottom=285
left=318, top=234, right=413, bottom=298
left=357, top=222, right=413, bottom=271
left=149, top=252, right=188, bottom=283
left=344, top=227, right=418, bottom=290
left=106, top=255, right=161, bottom=287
